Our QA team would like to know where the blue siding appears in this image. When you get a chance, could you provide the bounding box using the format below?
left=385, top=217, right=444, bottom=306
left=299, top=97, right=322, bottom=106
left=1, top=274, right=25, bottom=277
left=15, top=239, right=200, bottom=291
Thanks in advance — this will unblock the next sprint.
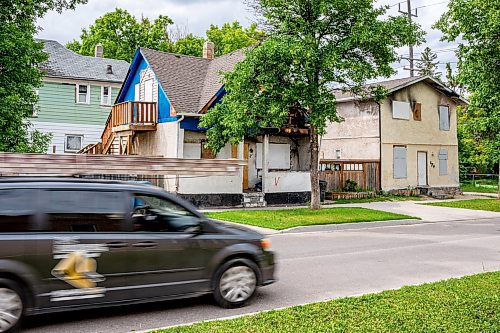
left=117, top=49, right=175, bottom=123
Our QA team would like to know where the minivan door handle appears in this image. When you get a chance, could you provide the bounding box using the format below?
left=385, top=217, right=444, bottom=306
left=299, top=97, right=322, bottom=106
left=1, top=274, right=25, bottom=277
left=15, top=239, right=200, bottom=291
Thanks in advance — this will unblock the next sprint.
left=106, top=241, right=128, bottom=249
left=132, top=241, right=158, bottom=248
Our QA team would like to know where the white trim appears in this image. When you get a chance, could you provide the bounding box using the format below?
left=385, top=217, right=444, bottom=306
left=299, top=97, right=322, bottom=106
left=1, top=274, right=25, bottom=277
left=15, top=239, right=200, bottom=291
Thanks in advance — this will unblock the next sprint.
left=100, top=86, right=112, bottom=106
left=43, top=77, right=123, bottom=87
left=64, top=134, right=84, bottom=153
left=76, top=84, right=90, bottom=105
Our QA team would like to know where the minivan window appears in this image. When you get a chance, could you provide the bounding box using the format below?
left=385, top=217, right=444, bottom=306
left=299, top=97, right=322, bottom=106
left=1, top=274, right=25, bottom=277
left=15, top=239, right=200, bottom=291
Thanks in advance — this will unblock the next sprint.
left=44, top=190, right=126, bottom=232
left=0, top=189, right=39, bottom=232
left=132, top=194, right=198, bottom=232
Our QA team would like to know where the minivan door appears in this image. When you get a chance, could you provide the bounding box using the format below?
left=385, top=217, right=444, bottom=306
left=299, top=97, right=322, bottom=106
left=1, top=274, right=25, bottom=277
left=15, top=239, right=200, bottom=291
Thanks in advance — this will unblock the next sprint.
left=125, top=193, right=213, bottom=300
left=36, top=189, right=133, bottom=309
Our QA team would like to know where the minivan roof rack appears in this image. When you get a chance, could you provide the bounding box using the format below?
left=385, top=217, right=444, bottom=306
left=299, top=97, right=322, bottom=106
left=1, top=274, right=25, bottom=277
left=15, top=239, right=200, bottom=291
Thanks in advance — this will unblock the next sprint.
left=0, top=153, right=245, bottom=177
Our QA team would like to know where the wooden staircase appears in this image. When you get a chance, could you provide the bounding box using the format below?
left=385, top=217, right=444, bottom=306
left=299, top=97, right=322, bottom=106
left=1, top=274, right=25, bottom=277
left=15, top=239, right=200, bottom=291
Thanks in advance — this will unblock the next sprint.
left=80, top=101, right=158, bottom=155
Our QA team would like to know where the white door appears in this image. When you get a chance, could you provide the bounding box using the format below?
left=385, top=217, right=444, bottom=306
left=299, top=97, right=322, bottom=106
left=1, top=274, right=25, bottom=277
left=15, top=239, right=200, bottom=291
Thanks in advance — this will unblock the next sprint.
left=144, top=80, right=154, bottom=102
left=417, top=152, right=428, bottom=186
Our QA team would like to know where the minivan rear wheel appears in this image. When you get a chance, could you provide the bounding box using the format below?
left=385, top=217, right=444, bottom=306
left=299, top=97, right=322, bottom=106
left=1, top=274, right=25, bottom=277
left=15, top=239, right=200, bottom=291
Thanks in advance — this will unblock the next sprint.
left=213, top=259, right=258, bottom=308
left=0, top=279, right=24, bottom=333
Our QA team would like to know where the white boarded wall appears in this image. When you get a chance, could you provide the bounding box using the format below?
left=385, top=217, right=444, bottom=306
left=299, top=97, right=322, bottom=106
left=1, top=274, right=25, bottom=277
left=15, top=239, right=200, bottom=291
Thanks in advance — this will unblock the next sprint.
left=264, top=171, right=311, bottom=193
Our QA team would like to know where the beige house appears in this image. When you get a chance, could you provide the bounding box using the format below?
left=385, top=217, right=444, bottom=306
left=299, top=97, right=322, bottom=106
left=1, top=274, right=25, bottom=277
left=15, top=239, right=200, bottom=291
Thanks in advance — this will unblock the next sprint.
left=321, top=76, right=467, bottom=195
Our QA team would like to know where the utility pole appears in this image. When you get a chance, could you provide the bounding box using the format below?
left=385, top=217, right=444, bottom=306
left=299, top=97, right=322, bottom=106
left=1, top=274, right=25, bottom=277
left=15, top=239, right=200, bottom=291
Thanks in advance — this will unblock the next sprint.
left=399, top=1, right=418, bottom=77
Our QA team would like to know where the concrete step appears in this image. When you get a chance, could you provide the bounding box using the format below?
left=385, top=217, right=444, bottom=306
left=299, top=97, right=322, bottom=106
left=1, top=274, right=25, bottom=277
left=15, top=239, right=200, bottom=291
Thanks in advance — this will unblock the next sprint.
left=242, top=192, right=267, bottom=208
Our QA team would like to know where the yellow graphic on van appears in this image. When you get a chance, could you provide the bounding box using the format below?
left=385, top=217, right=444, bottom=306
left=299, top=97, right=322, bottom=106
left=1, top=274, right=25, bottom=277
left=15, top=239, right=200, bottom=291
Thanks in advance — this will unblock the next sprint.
left=52, top=252, right=105, bottom=289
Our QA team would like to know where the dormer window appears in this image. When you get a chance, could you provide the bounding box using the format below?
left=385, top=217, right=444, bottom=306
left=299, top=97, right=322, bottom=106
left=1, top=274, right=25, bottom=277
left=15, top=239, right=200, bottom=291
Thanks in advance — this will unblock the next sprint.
left=76, top=84, right=90, bottom=104
left=101, top=86, right=111, bottom=106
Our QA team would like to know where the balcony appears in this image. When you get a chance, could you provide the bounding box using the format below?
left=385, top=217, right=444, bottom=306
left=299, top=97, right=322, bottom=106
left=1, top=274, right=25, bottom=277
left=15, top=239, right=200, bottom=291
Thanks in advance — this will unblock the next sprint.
left=111, top=101, right=158, bottom=132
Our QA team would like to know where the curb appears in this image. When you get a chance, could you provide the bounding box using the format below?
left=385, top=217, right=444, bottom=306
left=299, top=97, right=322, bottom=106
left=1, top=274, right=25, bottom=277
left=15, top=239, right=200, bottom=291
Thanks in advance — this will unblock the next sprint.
left=279, top=219, right=423, bottom=234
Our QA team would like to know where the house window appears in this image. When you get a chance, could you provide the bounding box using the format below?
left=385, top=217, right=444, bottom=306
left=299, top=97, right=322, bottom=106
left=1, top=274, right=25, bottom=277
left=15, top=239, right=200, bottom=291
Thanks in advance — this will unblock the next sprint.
left=65, top=135, right=83, bottom=153
left=76, top=84, right=90, bottom=104
left=393, top=146, right=407, bottom=179
left=392, top=101, right=411, bottom=120
left=439, top=149, right=448, bottom=176
left=336, top=149, right=342, bottom=159
left=439, top=105, right=450, bottom=131
left=134, top=84, right=140, bottom=102
left=345, top=164, right=363, bottom=172
left=101, top=86, right=111, bottom=106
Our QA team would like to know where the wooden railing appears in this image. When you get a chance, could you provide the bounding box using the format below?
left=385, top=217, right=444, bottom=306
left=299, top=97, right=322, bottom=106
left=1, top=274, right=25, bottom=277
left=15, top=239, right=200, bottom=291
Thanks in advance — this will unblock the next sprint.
left=111, top=101, right=158, bottom=127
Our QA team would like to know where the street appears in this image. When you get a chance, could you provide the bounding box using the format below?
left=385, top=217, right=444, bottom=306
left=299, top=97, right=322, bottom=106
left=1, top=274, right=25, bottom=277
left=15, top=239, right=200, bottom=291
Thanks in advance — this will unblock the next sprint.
left=23, top=218, right=500, bottom=333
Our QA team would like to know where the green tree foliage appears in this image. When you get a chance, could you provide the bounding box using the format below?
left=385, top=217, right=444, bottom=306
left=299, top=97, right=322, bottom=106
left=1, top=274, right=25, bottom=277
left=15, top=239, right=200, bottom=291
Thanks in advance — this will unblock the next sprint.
left=201, top=0, right=423, bottom=209
left=0, top=0, right=79, bottom=153
left=66, top=9, right=174, bottom=61
left=436, top=0, right=500, bottom=182
left=206, top=21, right=265, bottom=56
left=173, top=34, right=205, bottom=57
left=416, top=47, right=441, bottom=79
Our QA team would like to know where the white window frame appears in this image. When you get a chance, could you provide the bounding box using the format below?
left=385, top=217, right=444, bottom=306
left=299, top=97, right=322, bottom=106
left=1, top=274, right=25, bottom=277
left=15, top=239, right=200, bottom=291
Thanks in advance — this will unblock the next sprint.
left=100, top=86, right=112, bottom=106
left=65, top=134, right=84, bottom=153
left=76, top=84, right=90, bottom=105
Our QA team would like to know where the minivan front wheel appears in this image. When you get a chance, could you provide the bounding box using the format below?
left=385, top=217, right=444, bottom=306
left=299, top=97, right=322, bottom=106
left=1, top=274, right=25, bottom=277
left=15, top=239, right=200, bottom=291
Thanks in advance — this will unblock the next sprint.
left=0, top=280, right=24, bottom=333
left=213, top=259, right=258, bottom=308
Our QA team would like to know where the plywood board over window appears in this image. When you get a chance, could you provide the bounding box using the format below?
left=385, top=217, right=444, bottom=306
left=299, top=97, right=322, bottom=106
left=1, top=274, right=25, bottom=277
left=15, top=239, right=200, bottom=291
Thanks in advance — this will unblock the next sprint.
left=256, top=143, right=291, bottom=169
left=392, top=101, right=411, bottom=120
left=439, top=105, right=450, bottom=131
left=393, top=146, right=407, bottom=179
left=413, top=102, right=422, bottom=121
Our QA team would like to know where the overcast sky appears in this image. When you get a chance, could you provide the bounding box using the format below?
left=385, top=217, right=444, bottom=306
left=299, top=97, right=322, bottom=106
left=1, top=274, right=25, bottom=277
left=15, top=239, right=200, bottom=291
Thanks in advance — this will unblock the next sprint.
left=37, top=0, right=457, bottom=78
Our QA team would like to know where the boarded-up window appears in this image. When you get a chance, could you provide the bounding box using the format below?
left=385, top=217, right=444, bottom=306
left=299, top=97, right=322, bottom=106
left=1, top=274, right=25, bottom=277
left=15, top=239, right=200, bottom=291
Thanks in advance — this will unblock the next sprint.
left=256, top=143, right=291, bottom=169
left=393, top=146, right=407, bottom=179
left=413, top=103, right=422, bottom=121
left=439, top=149, right=448, bottom=176
left=439, top=105, right=450, bottom=131
left=392, top=101, right=411, bottom=120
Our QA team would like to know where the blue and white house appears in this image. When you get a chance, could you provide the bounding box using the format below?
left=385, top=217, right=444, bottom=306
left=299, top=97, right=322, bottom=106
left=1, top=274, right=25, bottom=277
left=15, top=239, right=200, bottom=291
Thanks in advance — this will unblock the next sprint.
left=86, top=42, right=312, bottom=207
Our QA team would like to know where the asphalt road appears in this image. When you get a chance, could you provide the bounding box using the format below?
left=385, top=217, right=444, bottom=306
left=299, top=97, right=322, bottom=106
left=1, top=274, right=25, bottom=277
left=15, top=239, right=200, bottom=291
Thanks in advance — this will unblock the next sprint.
left=23, top=218, right=500, bottom=333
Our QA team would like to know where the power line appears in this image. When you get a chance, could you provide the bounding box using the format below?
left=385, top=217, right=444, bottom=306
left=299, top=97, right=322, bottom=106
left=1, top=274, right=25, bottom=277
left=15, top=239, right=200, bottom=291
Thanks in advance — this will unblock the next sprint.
left=414, top=1, right=449, bottom=9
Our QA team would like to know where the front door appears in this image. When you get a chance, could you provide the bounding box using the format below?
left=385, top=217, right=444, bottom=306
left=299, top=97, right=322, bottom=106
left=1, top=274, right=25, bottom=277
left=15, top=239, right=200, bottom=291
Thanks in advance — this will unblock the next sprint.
left=417, top=152, right=428, bottom=186
left=243, top=144, right=249, bottom=191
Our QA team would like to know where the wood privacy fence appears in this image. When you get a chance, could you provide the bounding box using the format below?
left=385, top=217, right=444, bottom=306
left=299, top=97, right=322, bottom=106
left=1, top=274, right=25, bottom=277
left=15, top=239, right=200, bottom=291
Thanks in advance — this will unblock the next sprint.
left=0, top=153, right=246, bottom=177
left=320, top=160, right=381, bottom=191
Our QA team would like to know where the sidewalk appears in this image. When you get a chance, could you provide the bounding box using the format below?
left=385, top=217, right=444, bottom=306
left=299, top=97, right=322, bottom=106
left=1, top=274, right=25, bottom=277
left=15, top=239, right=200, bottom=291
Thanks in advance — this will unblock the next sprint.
left=463, top=192, right=498, bottom=198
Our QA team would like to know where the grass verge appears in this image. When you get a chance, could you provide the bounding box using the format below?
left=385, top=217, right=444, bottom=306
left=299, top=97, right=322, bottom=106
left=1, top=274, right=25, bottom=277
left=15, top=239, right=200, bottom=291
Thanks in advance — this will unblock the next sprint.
left=424, top=199, right=500, bottom=212
left=154, top=272, right=500, bottom=333
left=461, top=183, right=498, bottom=194
left=206, top=207, right=415, bottom=230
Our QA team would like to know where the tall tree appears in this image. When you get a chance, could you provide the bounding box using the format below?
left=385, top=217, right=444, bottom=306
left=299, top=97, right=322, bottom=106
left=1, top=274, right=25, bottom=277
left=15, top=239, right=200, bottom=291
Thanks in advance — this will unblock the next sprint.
left=416, top=47, right=441, bottom=79
left=173, top=34, right=205, bottom=57
left=436, top=0, right=500, bottom=198
left=67, top=9, right=174, bottom=61
left=0, top=0, right=82, bottom=153
left=206, top=21, right=265, bottom=57
left=201, top=0, right=423, bottom=209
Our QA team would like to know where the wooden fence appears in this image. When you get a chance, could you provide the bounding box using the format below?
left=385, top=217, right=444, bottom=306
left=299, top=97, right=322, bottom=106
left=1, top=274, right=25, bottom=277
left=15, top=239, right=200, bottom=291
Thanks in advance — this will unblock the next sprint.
left=320, top=160, right=381, bottom=191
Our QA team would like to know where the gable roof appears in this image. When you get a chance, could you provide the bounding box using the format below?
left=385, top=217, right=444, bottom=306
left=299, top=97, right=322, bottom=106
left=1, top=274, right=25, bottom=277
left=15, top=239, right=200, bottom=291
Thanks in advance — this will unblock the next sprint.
left=334, top=75, right=468, bottom=104
left=138, top=48, right=246, bottom=114
left=38, top=39, right=129, bottom=83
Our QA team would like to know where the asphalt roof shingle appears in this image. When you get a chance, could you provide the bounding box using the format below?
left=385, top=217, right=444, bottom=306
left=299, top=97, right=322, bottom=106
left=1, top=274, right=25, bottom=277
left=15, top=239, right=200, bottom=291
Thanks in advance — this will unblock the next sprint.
left=139, top=48, right=246, bottom=114
left=38, top=39, right=129, bottom=83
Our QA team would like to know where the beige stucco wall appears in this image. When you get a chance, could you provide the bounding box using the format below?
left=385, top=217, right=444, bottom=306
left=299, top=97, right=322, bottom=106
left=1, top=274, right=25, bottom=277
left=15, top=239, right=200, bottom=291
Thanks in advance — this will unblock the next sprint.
left=321, top=101, right=380, bottom=161
left=380, top=81, right=460, bottom=190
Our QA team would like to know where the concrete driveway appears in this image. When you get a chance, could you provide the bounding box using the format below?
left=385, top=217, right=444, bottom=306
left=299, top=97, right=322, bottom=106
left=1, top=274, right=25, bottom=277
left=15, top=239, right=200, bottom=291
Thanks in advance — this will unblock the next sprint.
left=336, top=200, right=500, bottom=222
left=22, top=217, right=500, bottom=333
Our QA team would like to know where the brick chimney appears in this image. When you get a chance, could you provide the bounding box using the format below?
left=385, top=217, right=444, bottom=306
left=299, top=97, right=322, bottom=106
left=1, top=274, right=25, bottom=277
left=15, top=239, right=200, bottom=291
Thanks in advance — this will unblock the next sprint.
left=203, top=41, right=215, bottom=60
left=95, top=43, right=104, bottom=58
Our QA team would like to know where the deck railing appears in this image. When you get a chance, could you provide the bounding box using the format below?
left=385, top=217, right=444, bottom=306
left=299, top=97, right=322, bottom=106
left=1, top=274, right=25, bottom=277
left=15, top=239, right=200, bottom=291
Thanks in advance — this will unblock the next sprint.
left=111, top=101, right=158, bottom=127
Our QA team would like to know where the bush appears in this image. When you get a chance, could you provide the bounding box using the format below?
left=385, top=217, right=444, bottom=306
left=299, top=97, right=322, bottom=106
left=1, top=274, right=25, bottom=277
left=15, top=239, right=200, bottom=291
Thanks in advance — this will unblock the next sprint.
left=344, top=179, right=358, bottom=192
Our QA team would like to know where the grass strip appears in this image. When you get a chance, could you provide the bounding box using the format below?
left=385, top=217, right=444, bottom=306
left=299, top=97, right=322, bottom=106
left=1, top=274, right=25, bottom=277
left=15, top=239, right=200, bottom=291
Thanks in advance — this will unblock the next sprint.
left=155, top=272, right=500, bottom=333
left=206, top=207, right=415, bottom=230
left=424, top=199, right=500, bottom=212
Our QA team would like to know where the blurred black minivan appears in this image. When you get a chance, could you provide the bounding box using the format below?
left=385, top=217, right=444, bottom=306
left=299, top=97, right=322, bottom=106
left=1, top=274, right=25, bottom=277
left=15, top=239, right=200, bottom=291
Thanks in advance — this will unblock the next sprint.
left=0, top=178, right=275, bottom=333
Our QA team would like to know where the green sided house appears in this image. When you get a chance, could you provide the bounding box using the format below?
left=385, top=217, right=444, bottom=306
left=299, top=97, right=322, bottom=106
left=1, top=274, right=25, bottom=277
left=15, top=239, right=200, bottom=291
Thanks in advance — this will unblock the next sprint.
left=31, top=40, right=129, bottom=154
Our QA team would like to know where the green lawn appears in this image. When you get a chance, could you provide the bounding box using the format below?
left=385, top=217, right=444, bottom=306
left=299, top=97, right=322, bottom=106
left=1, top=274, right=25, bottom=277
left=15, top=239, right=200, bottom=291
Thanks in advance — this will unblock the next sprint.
left=154, top=272, right=500, bottom=333
left=206, top=208, right=415, bottom=230
left=461, top=183, right=498, bottom=194
left=333, top=195, right=422, bottom=204
left=425, top=199, right=500, bottom=212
